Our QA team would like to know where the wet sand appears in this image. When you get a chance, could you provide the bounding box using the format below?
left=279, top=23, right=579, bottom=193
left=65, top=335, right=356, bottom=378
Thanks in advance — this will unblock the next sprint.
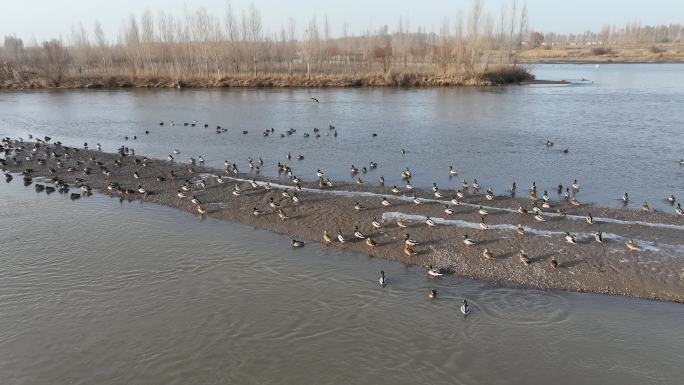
left=3, top=139, right=683, bottom=303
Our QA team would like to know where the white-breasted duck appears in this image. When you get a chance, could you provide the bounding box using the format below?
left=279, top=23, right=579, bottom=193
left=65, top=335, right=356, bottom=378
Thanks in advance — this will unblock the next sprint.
left=463, top=234, right=476, bottom=246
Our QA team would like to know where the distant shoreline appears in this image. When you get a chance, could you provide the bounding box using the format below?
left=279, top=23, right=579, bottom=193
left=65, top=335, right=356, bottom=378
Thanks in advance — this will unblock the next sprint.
left=0, top=67, right=533, bottom=90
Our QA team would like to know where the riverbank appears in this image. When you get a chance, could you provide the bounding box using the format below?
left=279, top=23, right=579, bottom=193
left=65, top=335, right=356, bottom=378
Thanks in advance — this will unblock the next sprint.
left=518, top=44, right=684, bottom=64
left=0, top=67, right=532, bottom=89
left=2, top=139, right=683, bottom=302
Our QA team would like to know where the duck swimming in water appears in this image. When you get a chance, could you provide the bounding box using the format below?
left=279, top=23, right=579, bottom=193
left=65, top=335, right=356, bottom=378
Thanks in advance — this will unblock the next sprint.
left=444, top=205, right=455, bottom=215
left=428, top=289, right=437, bottom=299
left=381, top=197, right=391, bottom=207
left=425, top=217, right=436, bottom=227
left=292, top=239, right=305, bottom=247
left=353, top=226, right=366, bottom=239
left=379, top=271, right=387, bottom=286
left=676, top=203, right=683, bottom=216
left=449, top=166, right=458, bottom=176
left=460, top=300, right=470, bottom=316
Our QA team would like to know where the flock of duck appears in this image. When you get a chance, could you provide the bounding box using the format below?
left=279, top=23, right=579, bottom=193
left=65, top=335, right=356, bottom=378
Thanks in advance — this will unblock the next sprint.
left=2, top=124, right=683, bottom=310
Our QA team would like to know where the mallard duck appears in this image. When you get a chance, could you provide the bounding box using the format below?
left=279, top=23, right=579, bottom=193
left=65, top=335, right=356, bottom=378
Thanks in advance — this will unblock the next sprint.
left=425, top=217, right=436, bottom=227
left=316, top=169, right=324, bottom=178
left=516, top=224, right=525, bottom=236
left=542, top=190, right=550, bottom=202
left=569, top=198, right=580, bottom=206
left=391, top=186, right=400, bottom=194
left=534, top=214, right=545, bottom=222
left=456, top=189, right=465, bottom=199
left=483, top=248, right=493, bottom=261
left=622, top=192, right=629, bottom=203
left=479, top=218, right=489, bottom=230
left=366, top=237, right=377, bottom=248
left=626, top=239, right=641, bottom=251
left=413, top=197, right=422, bottom=205
left=378, top=270, right=388, bottom=287
left=137, top=185, right=148, bottom=195
left=378, top=176, right=385, bottom=185
left=586, top=213, right=594, bottom=224
left=555, top=209, right=566, bottom=217
left=542, top=201, right=551, bottom=209
left=564, top=232, right=577, bottom=244
left=485, top=189, right=494, bottom=200
left=518, top=250, right=531, bottom=265
left=572, top=179, right=580, bottom=190
left=404, top=246, right=416, bottom=257
left=371, top=217, right=383, bottom=229
left=667, top=194, right=676, bottom=203
left=337, top=229, right=346, bottom=243
left=232, top=190, right=241, bottom=197
left=676, top=203, right=683, bottom=216
left=460, top=300, right=470, bottom=315
left=404, top=234, right=419, bottom=247
left=472, top=179, right=480, bottom=190
left=253, top=207, right=263, bottom=216
left=461, top=179, right=469, bottom=189
left=463, top=235, right=476, bottom=246
left=196, top=205, right=207, bottom=214
left=406, top=183, right=414, bottom=191
left=517, top=205, right=528, bottom=215
left=434, top=190, right=444, bottom=198
left=269, top=197, right=280, bottom=209
left=277, top=209, right=290, bottom=221
left=133, top=172, right=140, bottom=179
left=354, top=202, right=365, bottom=211
left=190, top=196, right=202, bottom=205
left=550, top=257, right=558, bottom=269
left=428, top=289, right=437, bottom=299
left=323, top=230, right=332, bottom=245
left=396, top=218, right=408, bottom=228
left=354, top=226, right=366, bottom=239
left=432, top=182, right=439, bottom=192
left=444, top=205, right=455, bottom=215
left=478, top=206, right=488, bottom=216
left=427, top=265, right=443, bottom=277
left=381, top=197, right=391, bottom=207
left=401, top=167, right=411, bottom=179
left=292, top=239, right=305, bottom=247
left=641, top=201, right=650, bottom=212
left=292, top=193, right=300, bottom=203
left=449, top=166, right=458, bottom=176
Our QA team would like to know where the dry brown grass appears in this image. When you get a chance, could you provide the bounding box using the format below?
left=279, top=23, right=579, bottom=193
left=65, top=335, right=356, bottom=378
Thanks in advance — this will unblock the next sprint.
left=0, top=65, right=533, bottom=89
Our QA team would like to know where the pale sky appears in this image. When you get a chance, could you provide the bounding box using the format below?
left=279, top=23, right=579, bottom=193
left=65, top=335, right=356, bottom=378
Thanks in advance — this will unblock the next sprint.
left=1, top=0, right=682, bottom=43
